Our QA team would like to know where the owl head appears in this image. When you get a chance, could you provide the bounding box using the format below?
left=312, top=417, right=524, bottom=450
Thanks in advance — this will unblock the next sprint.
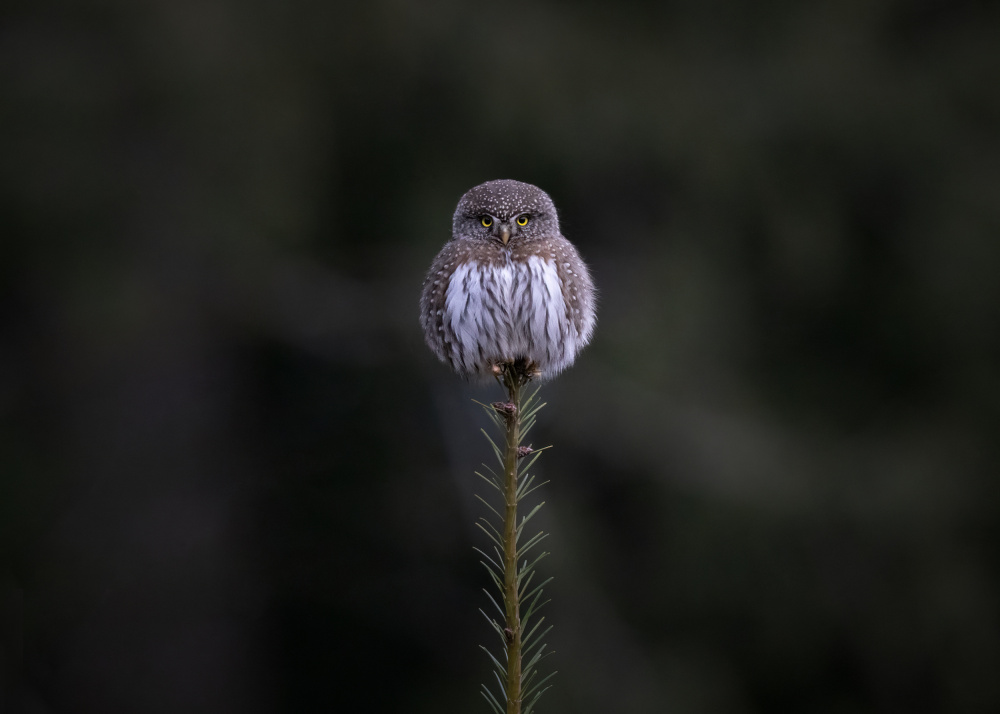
left=452, top=179, right=560, bottom=246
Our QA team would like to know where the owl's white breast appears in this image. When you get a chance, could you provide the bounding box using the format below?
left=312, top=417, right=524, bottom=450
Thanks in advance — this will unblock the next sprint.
left=443, top=256, right=572, bottom=376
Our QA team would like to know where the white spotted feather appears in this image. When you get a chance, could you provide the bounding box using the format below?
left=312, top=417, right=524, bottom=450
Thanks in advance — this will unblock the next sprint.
left=441, top=257, right=582, bottom=378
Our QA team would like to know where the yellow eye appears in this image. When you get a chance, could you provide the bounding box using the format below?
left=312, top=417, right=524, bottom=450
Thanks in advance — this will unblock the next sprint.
left=516, top=215, right=529, bottom=226
left=481, top=216, right=493, bottom=227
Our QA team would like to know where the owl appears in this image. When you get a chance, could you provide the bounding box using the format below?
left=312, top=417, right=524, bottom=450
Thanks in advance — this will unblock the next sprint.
left=420, top=180, right=596, bottom=380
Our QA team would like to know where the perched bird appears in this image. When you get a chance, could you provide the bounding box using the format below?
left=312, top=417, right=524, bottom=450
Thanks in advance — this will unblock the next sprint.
left=420, top=179, right=596, bottom=380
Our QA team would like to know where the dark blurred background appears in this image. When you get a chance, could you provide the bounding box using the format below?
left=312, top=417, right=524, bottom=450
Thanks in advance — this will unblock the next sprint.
left=2, top=1, right=999, bottom=712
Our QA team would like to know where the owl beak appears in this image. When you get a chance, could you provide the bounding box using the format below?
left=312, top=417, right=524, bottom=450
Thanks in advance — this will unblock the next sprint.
left=499, top=226, right=511, bottom=245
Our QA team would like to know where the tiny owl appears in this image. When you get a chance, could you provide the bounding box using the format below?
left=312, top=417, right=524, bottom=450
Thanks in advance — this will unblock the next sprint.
left=420, top=179, right=596, bottom=380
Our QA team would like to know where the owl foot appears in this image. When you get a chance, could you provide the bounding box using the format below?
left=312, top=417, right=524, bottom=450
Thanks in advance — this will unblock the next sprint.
left=492, top=359, right=540, bottom=388
left=521, top=360, right=542, bottom=380
left=504, top=358, right=542, bottom=382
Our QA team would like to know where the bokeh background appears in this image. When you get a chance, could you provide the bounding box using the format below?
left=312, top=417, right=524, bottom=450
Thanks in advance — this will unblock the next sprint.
left=3, top=1, right=999, bottom=712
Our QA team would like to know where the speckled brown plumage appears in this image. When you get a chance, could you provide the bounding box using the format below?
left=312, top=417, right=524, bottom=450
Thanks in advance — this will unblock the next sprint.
left=420, top=180, right=596, bottom=380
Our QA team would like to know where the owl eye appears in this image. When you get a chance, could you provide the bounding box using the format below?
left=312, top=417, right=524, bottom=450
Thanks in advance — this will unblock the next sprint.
left=516, top=215, right=530, bottom=226
left=481, top=216, right=493, bottom=227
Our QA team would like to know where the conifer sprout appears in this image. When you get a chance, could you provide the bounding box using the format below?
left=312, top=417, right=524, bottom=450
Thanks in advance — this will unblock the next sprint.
left=473, top=362, right=557, bottom=714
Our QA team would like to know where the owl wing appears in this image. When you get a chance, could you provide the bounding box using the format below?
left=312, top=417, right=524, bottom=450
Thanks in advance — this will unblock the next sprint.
left=549, top=235, right=597, bottom=346
left=419, top=239, right=466, bottom=366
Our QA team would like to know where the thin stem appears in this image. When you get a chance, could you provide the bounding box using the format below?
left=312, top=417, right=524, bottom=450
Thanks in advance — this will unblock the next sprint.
left=478, top=360, right=553, bottom=713
left=502, top=370, right=523, bottom=714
